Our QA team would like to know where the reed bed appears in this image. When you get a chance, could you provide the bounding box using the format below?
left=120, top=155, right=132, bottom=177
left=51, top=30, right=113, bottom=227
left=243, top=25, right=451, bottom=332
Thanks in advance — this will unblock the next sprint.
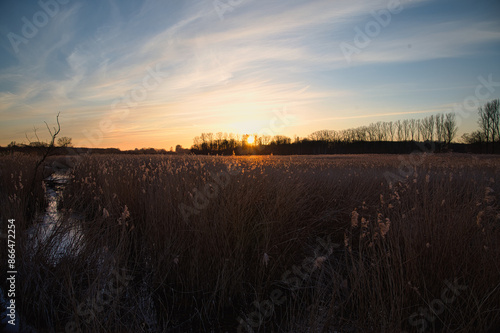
left=1, top=153, right=500, bottom=332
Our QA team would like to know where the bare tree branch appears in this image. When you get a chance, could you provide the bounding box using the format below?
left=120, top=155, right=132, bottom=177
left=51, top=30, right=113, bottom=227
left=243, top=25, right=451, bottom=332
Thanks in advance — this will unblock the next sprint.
left=44, top=112, right=61, bottom=146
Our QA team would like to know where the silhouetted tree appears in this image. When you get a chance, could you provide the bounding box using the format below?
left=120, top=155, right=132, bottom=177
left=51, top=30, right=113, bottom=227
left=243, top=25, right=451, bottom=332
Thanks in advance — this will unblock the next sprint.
left=435, top=114, right=445, bottom=143
left=443, top=113, right=458, bottom=145
left=478, top=99, right=499, bottom=152
left=409, top=119, right=417, bottom=141
left=420, top=116, right=434, bottom=141
left=189, top=111, right=471, bottom=155
left=387, top=121, right=395, bottom=141
left=462, top=130, right=485, bottom=144
left=57, top=136, right=72, bottom=147
left=25, top=113, right=61, bottom=218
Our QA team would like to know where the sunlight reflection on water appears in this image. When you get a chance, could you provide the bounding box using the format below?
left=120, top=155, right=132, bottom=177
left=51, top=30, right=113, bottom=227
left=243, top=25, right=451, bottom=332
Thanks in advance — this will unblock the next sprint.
left=28, top=172, right=83, bottom=264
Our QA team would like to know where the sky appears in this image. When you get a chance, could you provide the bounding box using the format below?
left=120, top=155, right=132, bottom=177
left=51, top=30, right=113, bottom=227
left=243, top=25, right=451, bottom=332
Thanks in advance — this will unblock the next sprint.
left=0, top=0, right=499, bottom=150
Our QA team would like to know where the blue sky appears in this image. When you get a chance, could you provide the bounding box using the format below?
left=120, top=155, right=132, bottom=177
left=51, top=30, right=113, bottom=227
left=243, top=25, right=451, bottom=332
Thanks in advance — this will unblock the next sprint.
left=0, top=0, right=499, bottom=149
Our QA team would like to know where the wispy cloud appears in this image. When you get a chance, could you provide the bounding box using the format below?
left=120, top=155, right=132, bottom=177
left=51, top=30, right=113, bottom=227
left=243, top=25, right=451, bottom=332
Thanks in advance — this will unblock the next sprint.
left=0, top=0, right=499, bottom=148
left=350, top=20, right=500, bottom=64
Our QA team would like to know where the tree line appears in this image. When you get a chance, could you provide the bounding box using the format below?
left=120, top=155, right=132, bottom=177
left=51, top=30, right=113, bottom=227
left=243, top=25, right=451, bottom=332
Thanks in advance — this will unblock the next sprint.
left=307, top=113, right=458, bottom=144
left=190, top=112, right=460, bottom=155
left=3, top=99, right=498, bottom=156
left=7, top=136, right=73, bottom=148
left=191, top=99, right=500, bottom=155
left=461, top=99, right=500, bottom=153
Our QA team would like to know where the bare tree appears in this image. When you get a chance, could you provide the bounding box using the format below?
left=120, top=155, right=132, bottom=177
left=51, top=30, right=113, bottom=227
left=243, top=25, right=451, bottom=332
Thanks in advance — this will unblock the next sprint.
left=381, top=122, right=389, bottom=141
left=420, top=116, right=435, bottom=141
left=261, top=135, right=272, bottom=145
left=462, top=130, right=485, bottom=144
left=387, top=121, right=395, bottom=141
left=396, top=120, right=403, bottom=141
left=215, top=132, right=223, bottom=150
left=343, top=129, right=355, bottom=143
left=193, top=136, right=200, bottom=150
left=416, top=119, right=421, bottom=141
left=366, top=123, right=376, bottom=141
left=273, top=135, right=291, bottom=145
left=409, top=119, right=417, bottom=141
left=428, top=115, right=435, bottom=141
left=484, top=99, right=499, bottom=152
left=478, top=100, right=499, bottom=152
left=309, top=130, right=333, bottom=141
left=321, top=129, right=334, bottom=141
left=375, top=122, right=385, bottom=141
left=329, top=130, right=339, bottom=142
left=57, top=136, right=72, bottom=147
left=419, top=119, right=427, bottom=141
left=338, top=130, right=346, bottom=143
left=24, top=112, right=61, bottom=150
left=308, top=131, right=321, bottom=141
left=402, top=119, right=410, bottom=141
left=443, top=113, right=458, bottom=144
left=435, top=114, right=445, bottom=143
left=24, top=113, right=61, bottom=217
left=493, top=99, right=500, bottom=149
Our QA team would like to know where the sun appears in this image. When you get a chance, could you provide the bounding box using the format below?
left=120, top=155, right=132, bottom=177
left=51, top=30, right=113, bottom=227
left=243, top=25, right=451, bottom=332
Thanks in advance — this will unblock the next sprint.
left=247, top=135, right=255, bottom=145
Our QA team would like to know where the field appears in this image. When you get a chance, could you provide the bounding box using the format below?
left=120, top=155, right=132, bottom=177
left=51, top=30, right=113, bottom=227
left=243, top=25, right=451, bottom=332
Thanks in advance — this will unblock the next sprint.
left=1, top=153, right=500, bottom=332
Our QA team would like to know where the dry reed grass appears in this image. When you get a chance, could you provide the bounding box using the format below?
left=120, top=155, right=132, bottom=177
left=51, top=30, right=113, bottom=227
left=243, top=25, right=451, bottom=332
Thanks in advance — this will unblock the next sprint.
left=1, top=153, right=499, bottom=332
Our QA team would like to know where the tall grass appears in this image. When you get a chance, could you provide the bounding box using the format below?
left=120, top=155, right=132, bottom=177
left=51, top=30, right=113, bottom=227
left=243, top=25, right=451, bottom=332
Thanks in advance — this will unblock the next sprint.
left=5, top=154, right=500, bottom=332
